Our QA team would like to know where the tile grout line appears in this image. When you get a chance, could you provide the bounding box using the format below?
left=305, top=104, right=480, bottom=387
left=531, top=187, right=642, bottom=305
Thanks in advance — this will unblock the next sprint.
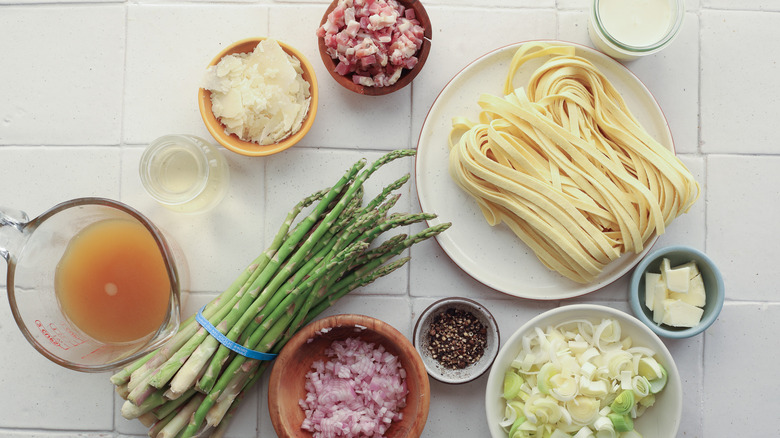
left=697, top=7, right=708, bottom=434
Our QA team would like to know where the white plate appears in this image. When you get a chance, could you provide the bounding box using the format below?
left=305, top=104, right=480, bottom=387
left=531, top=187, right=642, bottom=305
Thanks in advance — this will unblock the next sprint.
left=415, top=41, right=673, bottom=300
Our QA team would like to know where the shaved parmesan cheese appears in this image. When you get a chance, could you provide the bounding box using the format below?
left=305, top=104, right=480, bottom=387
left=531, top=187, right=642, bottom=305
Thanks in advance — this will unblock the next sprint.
left=203, top=39, right=311, bottom=145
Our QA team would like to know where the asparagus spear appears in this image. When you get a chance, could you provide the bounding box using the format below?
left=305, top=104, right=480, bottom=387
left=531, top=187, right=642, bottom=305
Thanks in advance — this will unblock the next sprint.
left=112, top=150, right=450, bottom=437
left=146, top=179, right=356, bottom=392
left=120, top=188, right=329, bottom=401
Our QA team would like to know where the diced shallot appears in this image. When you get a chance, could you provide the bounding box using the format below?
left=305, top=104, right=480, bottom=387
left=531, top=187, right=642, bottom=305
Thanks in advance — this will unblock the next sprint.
left=299, top=337, right=408, bottom=437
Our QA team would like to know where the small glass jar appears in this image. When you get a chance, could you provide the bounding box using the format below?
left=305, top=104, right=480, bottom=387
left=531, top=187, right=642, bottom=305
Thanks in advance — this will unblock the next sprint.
left=588, top=0, right=685, bottom=61
left=139, top=134, right=230, bottom=214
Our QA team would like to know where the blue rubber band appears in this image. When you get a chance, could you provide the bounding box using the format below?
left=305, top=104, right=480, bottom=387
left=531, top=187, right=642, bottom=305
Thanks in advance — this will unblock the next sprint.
left=195, top=306, right=278, bottom=361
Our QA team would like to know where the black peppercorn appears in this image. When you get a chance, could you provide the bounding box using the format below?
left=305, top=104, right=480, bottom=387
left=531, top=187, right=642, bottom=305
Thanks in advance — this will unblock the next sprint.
left=426, top=308, right=487, bottom=369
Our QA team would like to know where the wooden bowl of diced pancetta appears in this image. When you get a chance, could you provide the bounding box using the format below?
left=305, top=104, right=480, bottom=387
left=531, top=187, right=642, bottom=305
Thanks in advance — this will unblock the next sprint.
left=316, top=0, right=432, bottom=96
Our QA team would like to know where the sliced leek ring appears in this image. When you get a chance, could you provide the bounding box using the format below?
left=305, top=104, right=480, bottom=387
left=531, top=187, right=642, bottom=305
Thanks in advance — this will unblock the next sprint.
left=499, top=318, right=667, bottom=438
left=608, top=412, right=634, bottom=433
left=537, top=362, right=561, bottom=394
left=637, top=357, right=664, bottom=380
left=504, top=370, right=525, bottom=400
left=508, top=415, right=527, bottom=438
left=609, top=390, right=635, bottom=415
left=648, top=365, right=668, bottom=394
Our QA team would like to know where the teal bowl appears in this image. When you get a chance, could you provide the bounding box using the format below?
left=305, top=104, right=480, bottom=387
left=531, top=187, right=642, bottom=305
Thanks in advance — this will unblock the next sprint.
left=629, top=245, right=725, bottom=338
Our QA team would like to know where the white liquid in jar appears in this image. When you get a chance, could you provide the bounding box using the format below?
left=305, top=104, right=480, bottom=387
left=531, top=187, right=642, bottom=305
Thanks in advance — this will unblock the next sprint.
left=140, top=135, right=229, bottom=213
left=598, top=0, right=673, bottom=47
left=157, top=147, right=202, bottom=194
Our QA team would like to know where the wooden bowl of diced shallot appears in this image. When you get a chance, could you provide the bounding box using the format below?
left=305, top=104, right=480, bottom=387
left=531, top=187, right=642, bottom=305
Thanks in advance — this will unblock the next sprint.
left=317, top=0, right=432, bottom=96
left=268, top=314, right=430, bottom=438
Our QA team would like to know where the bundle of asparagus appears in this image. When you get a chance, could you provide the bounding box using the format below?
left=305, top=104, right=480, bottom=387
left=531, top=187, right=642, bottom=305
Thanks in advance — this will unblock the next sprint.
left=109, top=150, right=450, bottom=438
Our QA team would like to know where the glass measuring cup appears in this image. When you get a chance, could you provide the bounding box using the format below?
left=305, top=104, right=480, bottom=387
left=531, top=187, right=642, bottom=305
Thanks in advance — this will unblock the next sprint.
left=1, top=197, right=183, bottom=372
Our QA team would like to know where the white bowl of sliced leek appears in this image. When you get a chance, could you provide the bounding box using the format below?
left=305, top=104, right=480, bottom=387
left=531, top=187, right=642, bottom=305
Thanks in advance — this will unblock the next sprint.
left=485, top=304, right=682, bottom=438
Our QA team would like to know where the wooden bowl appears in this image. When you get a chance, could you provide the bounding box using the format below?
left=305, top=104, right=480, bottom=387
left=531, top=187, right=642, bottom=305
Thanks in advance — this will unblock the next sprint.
left=317, top=0, right=432, bottom=96
left=198, top=37, right=318, bottom=156
left=268, top=314, right=430, bottom=437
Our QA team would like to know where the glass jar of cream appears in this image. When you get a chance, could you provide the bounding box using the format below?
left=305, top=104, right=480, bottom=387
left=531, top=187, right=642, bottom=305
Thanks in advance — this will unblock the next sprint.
left=588, top=0, right=685, bottom=61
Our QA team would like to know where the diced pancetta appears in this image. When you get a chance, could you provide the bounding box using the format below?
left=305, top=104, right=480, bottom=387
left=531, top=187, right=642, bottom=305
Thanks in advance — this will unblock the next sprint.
left=318, top=0, right=425, bottom=87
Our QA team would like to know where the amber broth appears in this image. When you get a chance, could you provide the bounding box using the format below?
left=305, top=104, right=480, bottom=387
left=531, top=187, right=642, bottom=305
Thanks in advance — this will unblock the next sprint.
left=55, top=218, right=172, bottom=343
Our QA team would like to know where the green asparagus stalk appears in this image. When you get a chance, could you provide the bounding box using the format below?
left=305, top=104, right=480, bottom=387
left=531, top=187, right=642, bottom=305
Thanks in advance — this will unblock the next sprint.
left=361, top=173, right=410, bottom=213
left=181, top=241, right=369, bottom=437
left=156, top=392, right=206, bottom=438
left=143, top=187, right=337, bottom=393
left=126, top=249, right=272, bottom=403
left=109, top=350, right=156, bottom=387
left=121, top=386, right=168, bottom=420
left=122, top=245, right=273, bottom=392
left=151, top=388, right=197, bottom=420
left=307, top=256, right=413, bottom=326
left=148, top=409, right=178, bottom=438
left=193, top=192, right=374, bottom=393
left=206, top=253, right=414, bottom=428
left=195, top=229, right=348, bottom=393
left=200, top=239, right=369, bottom=398
left=308, top=222, right=452, bottom=317
left=205, top=244, right=414, bottom=429
left=195, top=153, right=411, bottom=395
left=206, top=360, right=269, bottom=429
left=195, top=209, right=369, bottom=392
left=112, top=150, right=450, bottom=438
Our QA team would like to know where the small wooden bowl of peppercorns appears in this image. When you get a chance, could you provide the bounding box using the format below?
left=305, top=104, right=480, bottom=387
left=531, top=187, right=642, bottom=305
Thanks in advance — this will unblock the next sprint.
left=413, top=297, right=500, bottom=384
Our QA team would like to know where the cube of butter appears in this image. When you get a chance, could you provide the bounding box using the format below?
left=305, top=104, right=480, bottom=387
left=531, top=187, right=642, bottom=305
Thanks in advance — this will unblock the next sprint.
left=670, top=273, right=706, bottom=307
left=663, top=261, right=691, bottom=294
left=661, top=299, right=704, bottom=327
left=644, top=272, right=662, bottom=311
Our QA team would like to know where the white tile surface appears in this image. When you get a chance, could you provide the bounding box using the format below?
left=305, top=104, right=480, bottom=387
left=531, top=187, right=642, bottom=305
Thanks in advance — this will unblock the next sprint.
left=706, top=155, right=780, bottom=301
left=0, top=297, right=114, bottom=430
left=700, top=9, right=780, bottom=154
left=702, top=0, right=780, bottom=10
left=124, top=4, right=271, bottom=145
left=1, top=1, right=779, bottom=437
left=703, top=303, right=780, bottom=436
left=0, top=6, right=125, bottom=146
left=412, top=7, right=558, bottom=139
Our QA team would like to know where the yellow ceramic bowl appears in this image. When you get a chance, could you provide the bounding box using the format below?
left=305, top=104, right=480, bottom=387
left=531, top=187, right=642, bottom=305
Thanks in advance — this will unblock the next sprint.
left=198, top=37, right=318, bottom=157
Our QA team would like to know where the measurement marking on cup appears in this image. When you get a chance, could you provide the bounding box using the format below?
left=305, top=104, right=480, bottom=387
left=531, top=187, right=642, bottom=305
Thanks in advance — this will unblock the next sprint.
left=35, top=320, right=86, bottom=350
left=36, top=320, right=64, bottom=349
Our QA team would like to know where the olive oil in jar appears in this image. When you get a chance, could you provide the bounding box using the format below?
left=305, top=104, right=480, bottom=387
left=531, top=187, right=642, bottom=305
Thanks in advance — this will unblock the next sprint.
left=140, top=135, right=229, bottom=213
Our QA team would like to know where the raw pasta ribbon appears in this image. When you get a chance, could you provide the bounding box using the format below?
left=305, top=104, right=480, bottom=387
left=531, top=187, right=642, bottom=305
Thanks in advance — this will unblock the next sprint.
left=448, top=43, right=700, bottom=284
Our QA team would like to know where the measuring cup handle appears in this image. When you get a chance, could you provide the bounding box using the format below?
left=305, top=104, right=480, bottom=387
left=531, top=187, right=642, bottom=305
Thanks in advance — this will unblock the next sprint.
left=0, top=206, right=30, bottom=261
